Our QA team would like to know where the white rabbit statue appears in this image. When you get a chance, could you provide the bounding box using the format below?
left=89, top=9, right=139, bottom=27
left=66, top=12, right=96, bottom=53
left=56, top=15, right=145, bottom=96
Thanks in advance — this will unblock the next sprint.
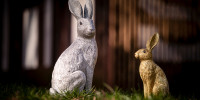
left=50, top=0, right=97, bottom=94
left=135, top=33, right=169, bottom=98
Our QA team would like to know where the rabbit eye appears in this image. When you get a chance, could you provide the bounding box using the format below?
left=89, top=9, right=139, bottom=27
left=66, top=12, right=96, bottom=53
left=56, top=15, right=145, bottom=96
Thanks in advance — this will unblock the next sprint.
left=143, top=50, right=146, bottom=53
left=80, top=22, right=82, bottom=25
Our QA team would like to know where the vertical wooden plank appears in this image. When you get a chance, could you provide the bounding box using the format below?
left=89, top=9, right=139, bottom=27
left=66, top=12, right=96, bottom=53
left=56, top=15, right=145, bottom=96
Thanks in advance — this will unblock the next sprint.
left=94, top=0, right=109, bottom=87
left=2, top=0, right=9, bottom=71
left=121, top=0, right=125, bottom=88
left=136, top=0, right=142, bottom=88
left=122, top=0, right=126, bottom=88
left=131, top=0, right=137, bottom=89
left=115, top=0, right=120, bottom=86
left=131, top=0, right=133, bottom=88
left=118, top=0, right=122, bottom=87
left=43, top=0, right=53, bottom=68
left=162, top=2, right=169, bottom=61
left=156, top=0, right=160, bottom=61
left=127, top=0, right=132, bottom=88
left=123, top=0, right=130, bottom=53
left=159, top=0, right=164, bottom=62
left=126, top=0, right=131, bottom=88
left=108, top=0, right=116, bottom=87
left=130, top=0, right=134, bottom=88
left=0, top=0, right=2, bottom=71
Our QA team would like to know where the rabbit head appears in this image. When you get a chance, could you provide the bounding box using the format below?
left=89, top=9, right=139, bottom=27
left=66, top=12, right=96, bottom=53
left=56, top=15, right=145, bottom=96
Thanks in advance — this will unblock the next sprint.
left=68, top=0, right=95, bottom=39
left=135, top=33, right=159, bottom=60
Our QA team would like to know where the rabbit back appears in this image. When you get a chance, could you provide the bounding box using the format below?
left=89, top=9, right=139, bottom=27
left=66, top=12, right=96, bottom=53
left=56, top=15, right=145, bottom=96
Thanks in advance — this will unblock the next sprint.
left=139, top=60, right=169, bottom=96
left=153, top=65, right=169, bottom=95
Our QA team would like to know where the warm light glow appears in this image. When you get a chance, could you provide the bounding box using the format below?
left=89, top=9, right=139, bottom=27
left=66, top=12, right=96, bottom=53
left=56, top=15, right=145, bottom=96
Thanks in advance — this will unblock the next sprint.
left=22, top=7, right=39, bottom=70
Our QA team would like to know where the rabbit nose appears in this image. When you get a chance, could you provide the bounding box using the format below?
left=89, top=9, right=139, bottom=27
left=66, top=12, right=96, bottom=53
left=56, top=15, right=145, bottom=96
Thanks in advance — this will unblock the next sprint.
left=135, top=53, right=138, bottom=58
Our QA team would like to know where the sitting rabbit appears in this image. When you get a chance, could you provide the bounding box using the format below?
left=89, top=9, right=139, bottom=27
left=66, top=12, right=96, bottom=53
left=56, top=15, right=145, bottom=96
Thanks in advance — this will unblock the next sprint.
left=135, top=33, right=169, bottom=98
left=50, top=0, right=98, bottom=94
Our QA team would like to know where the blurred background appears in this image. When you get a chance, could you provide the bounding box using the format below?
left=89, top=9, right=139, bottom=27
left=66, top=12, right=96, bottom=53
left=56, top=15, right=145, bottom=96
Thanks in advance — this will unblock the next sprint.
left=0, top=0, right=200, bottom=98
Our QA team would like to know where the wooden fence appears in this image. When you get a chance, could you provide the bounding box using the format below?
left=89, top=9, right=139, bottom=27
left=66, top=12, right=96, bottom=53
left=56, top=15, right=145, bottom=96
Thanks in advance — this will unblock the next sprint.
left=106, top=0, right=200, bottom=92
left=0, top=0, right=200, bottom=95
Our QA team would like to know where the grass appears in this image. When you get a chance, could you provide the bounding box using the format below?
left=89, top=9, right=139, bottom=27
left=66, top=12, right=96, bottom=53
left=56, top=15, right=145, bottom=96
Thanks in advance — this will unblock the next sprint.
left=0, top=83, right=197, bottom=100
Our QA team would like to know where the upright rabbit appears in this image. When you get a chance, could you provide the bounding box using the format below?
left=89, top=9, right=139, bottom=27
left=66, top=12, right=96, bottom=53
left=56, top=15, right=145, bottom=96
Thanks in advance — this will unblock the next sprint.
left=135, top=33, right=169, bottom=98
left=50, top=0, right=97, bottom=94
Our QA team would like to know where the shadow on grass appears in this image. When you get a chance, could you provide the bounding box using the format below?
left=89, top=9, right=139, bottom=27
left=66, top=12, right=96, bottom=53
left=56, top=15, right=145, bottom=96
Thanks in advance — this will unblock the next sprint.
left=0, top=83, right=197, bottom=100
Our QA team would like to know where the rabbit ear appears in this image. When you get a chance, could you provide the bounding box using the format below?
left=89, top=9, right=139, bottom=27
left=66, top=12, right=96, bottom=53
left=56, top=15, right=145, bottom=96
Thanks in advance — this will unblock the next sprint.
left=68, top=0, right=83, bottom=19
left=146, top=33, right=159, bottom=51
left=84, top=0, right=93, bottom=19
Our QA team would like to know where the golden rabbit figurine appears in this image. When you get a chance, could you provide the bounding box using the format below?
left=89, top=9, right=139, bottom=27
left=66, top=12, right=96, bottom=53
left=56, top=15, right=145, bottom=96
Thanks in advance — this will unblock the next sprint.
left=135, top=33, right=169, bottom=98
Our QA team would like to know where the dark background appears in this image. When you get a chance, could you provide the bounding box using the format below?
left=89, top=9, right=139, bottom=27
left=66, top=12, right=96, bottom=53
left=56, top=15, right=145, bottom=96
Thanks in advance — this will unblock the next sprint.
left=0, top=0, right=200, bottom=98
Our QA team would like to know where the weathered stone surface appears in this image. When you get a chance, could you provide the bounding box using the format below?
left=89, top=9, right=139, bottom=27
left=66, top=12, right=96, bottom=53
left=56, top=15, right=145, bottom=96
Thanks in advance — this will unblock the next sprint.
left=135, top=33, right=169, bottom=98
left=50, top=0, right=97, bottom=94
